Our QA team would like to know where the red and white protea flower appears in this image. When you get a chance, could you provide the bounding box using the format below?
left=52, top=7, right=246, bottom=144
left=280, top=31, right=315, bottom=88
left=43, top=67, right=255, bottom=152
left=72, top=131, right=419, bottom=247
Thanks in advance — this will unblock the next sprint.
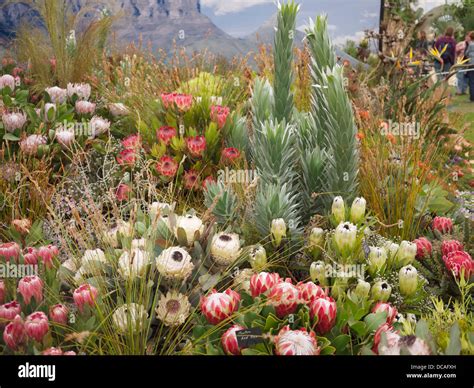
left=210, top=105, right=230, bottom=128
left=156, top=291, right=191, bottom=327
left=122, top=133, right=141, bottom=149
left=156, top=155, right=179, bottom=177
left=250, top=272, right=281, bottom=298
left=0, top=74, right=16, bottom=90
left=221, top=324, right=245, bottom=355
left=37, top=245, right=59, bottom=268
left=309, top=295, right=337, bottom=334
left=274, top=326, right=320, bottom=356
left=90, top=116, right=111, bottom=137
left=157, top=126, right=177, bottom=145
left=413, top=237, right=432, bottom=259
left=155, top=247, right=194, bottom=280
left=161, top=93, right=176, bottom=109
left=200, top=288, right=240, bottom=325
left=17, top=275, right=43, bottom=305
left=42, top=347, right=76, bottom=356
left=441, top=240, right=464, bottom=257
left=45, top=86, right=67, bottom=104
left=267, top=279, right=300, bottom=318
left=20, top=134, right=47, bottom=155
left=75, top=100, right=96, bottom=115
left=443, top=250, right=473, bottom=279
left=112, top=303, right=148, bottom=334
left=25, top=311, right=49, bottom=342
left=0, top=301, right=22, bottom=326
left=0, top=280, right=4, bottom=304
left=49, top=304, right=69, bottom=326
left=55, top=127, right=75, bottom=147
left=3, top=315, right=26, bottom=350
left=174, top=94, right=193, bottom=111
left=118, top=248, right=150, bottom=279
left=372, top=323, right=400, bottom=354
left=221, top=147, right=241, bottom=162
left=186, top=135, right=206, bottom=157
left=0, top=242, right=20, bottom=261
left=210, top=232, right=241, bottom=266
left=23, top=247, right=38, bottom=265
left=73, top=284, right=98, bottom=312
left=184, top=169, right=200, bottom=190
left=2, top=111, right=27, bottom=133
left=174, top=214, right=204, bottom=246
left=67, top=82, right=91, bottom=100
left=372, top=302, right=398, bottom=324
left=108, top=102, right=129, bottom=117
left=432, top=216, right=453, bottom=235
left=297, top=281, right=326, bottom=305
left=117, top=148, right=137, bottom=166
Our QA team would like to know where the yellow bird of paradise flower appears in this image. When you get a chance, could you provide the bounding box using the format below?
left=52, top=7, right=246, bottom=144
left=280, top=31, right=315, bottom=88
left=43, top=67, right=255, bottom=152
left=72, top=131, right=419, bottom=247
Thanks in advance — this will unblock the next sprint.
left=429, top=44, right=447, bottom=62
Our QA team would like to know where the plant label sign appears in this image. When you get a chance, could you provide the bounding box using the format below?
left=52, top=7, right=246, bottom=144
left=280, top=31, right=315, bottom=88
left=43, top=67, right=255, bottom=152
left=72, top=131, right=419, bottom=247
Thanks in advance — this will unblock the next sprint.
left=236, top=328, right=264, bottom=348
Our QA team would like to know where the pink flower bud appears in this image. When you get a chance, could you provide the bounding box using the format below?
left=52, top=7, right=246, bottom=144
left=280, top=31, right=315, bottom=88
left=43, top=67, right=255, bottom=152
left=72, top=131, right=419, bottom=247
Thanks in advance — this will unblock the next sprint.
left=200, top=288, right=240, bottom=325
left=0, top=280, right=5, bottom=304
left=3, top=315, right=26, bottom=350
left=25, top=311, right=49, bottom=342
left=73, top=284, right=98, bottom=312
left=432, top=216, right=453, bottom=235
left=37, top=245, right=58, bottom=268
left=0, top=301, right=22, bottom=327
left=250, top=272, right=280, bottom=298
left=23, top=247, right=38, bottom=265
left=18, top=275, right=43, bottom=305
left=372, top=301, right=398, bottom=325
left=221, top=324, right=245, bottom=355
left=0, top=242, right=21, bottom=262
left=297, top=281, right=327, bottom=305
left=309, top=296, right=337, bottom=334
left=49, top=304, right=69, bottom=326
left=441, top=240, right=464, bottom=257
left=413, top=237, right=432, bottom=259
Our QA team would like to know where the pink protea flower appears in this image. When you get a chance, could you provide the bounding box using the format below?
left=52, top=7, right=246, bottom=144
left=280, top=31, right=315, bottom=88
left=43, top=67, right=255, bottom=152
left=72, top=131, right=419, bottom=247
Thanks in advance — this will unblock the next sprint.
left=25, top=311, right=49, bottom=342
left=250, top=272, right=281, bottom=298
left=0, top=280, right=4, bottom=304
left=309, top=295, right=337, bottom=334
left=12, top=67, right=24, bottom=77
left=75, top=100, right=96, bottom=115
left=23, top=247, right=38, bottom=265
left=221, top=324, right=245, bottom=355
left=17, top=275, right=43, bottom=305
left=0, top=74, right=16, bottom=90
left=73, top=284, right=98, bottom=312
left=372, top=323, right=400, bottom=354
left=443, top=250, right=473, bottom=280
left=183, top=170, right=200, bottom=190
left=117, top=148, right=137, bottom=166
left=432, top=216, right=453, bottom=235
left=20, top=135, right=47, bottom=155
left=67, top=83, right=91, bottom=100
left=186, top=136, right=206, bottom=157
left=210, top=105, right=230, bottom=128
left=267, top=278, right=299, bottom=318
left=160, top=93, right=176, bottom=109
left=413, top=237, right=432, bottom=259
left=45, top=86, right=67, bottom=104
left=122, top=134, right=141, bottom=149
left=42, top=347, right=76, bottom=356
left=174, top=94, right=193, bottom=111
left=157, top=126, right=177, bottom=145
left=372, top=302, right=398, bottom=325
left=0, top=242, right=20, bottom=262
left=49, top=304, right=69, bottom=326
left=200, top=288, right=240, bottom=325
left=156, top=156, right=178, bottom=177
left=116, top=184, right=131, bottom=202
left=221, top=147, right=241, bottom=162
left=297, top=281, right=326, bottom=305
left=274, top=325, right=320, bottom=356
left=55, top=127, right=75, bottom=148
left=3, top=315, right=26, bottom=350
left=37, top=245, right=59, bottom=268
left=90, top=116, right=111, bottom=137
left=441, top=240, right=464, bottom=257
left=2, top=111, right=27, bottom=133
left=202, top=176, right=216, bottom=190
left=0, top=301, right=22, bottom=326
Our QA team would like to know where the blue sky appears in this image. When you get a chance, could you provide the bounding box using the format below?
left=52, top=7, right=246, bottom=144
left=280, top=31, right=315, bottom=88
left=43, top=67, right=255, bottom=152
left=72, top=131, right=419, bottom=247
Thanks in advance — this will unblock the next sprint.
left=200, top=0, right=450, bottom=45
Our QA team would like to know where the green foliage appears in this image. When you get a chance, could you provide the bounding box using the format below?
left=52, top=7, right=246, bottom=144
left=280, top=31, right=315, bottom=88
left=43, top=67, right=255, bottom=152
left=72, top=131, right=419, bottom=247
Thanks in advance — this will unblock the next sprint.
left=204, top=181, right=238, bottom=225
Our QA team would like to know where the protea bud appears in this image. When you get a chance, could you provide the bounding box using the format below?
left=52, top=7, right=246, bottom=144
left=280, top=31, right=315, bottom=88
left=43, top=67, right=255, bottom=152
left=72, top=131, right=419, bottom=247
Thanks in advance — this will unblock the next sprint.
left=112, top=303, right=148, bottom=334
left=331, top=196, right=345, bottom=224
left=248, top=245, right=267, bottom=271
left=334, top=222, right=357, bottom=257
left=399, top=265, right=418, bottom=296
left=310, top=261, right=327, bottom=286
left=17, top=275, right=43, bottom=305
left=200, top=289, right=240, bottom=325
left=395, top=241, right=417, bottom=267
left=413, top=237, right=432, bottom=259
left=73, top=284, right=98, bottom=312
left=271, top=218, right=287, bottom=247
left=331, top=277, right=349, bottom=299
left=25, top=311, right=49, bottom=342
left=367, top=246, right=387, bottom=276
left=384, top=241, right=400, bottom=264
left=371, top=281, right=392, bottom=302
left=309, top=296, right=337, bottom=334
left=354, top=279, right=371, bottom=299
left=0, top=301, right=21, bottom=326
left=372, top=301, right=398, bottom=324
left=267, top=279, right=299, bottom=318
left=441, top=240, right=464, bottom=257
left=350, top=197, right=366, bottom=224
left=432, top=216, right=453, bottom=235
left=37, top=245, right=59, bottom=268
left=3, top=315, right=26, bottom=350
left=309, top=227, right=325, bottom=258
left=250, top=272, right=281, bottom=298
left=221, top=324, right=245, bottom=355
left=297, top=281, right=326, bottom=305
left=274, top=326, right=320, bottom=356
left=118, top=248, right=150, bottom=279
left=0, top=242, right=21, bottom=262
left=210, top=232, right=241, bottom=266
left=174, top=214, right=204, bottom=246
left=49, top=304, right=69, bottom=326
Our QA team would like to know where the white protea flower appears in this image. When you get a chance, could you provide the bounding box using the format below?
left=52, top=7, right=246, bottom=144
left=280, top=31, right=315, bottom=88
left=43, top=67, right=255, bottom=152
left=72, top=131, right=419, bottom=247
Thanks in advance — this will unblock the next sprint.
left=396, top=241, right=417, bottom=267
left=371, top=280, right=392, bottom=302
left=232, top=268, right=254, bottom=294
left=309, top=227, right=325, bottom=247
left=108, top=102, right=129, bottom=117
left=384, top=241, right=400, bottom=261
left=67, top=83, right=91, bottom=100
left=2, top=111, right=27, bottom=132
left=149, top=201, right=174, bottom=219
left=0, top=74, right=16, bottom=90
left=55, top=127, right=75, bottom=147
left=350, top=197, right=366, bottom=224
left=103, top=220, right=133, bottom=247
left=90, top=116, right=111, bottom=137
left=20, top=135, right=47, bottom=155
left=309, top=260, right=327, bottom=286
left=248, top=245, right=267, bottom=271
left=210, top=232, right=241, bottom=266
left=174, top=214, right=204, bottom=246
left=399, top=265, right=418, bottom=296
left=155, top=291, right=191, bottom=327
left=118, top=248, right=150, bottom=279
left=112, top=303, right=148, bottom=334
left=354, top=279, right=371, bottom=299
left=331, top=196, right=345, bottom=224
left=81, top=249, right=107, bottom=273
left=367, top=246, right=387, bottom=275
left=271, top=218, right=287, bottom=247
left=155, top=247, right=194, bottom=280
left=75, top=100, right=96, bottom=115
left=61, top=258, right=77, bottom=273
left=45, top=86, right=67, bottom=104
left=334, top=222, right=357, bottom=255
left=131, top=238, right=146, bottom=250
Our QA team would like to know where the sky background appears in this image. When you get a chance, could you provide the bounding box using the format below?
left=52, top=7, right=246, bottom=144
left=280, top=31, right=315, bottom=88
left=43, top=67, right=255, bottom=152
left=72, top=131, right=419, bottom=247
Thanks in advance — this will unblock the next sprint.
left=200, top=0, right=452, bottom=45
